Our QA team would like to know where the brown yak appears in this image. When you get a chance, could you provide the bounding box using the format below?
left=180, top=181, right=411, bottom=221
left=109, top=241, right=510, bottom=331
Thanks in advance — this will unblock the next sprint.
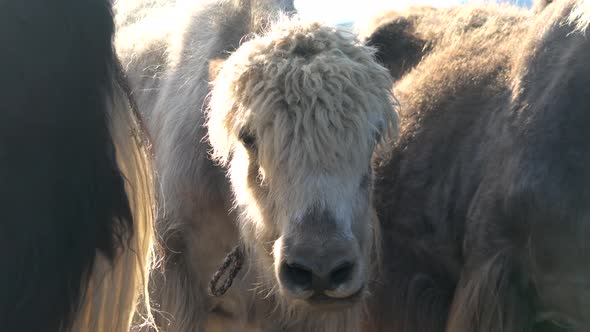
left=363, top=0, right=590, bottom=331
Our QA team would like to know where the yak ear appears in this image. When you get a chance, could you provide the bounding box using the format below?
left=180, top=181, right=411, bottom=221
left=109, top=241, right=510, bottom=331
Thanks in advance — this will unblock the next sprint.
left=208, top=58, right=226, bottom=82
left=364, top=15, right=427, bottom=81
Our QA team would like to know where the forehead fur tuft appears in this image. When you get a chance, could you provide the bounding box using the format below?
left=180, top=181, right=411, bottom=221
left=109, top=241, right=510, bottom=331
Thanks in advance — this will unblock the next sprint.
left=207, top=17, right=397, bottom=169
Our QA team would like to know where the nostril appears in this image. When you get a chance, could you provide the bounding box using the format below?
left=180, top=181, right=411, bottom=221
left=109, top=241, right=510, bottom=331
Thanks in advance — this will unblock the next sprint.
left=280, top=262, right=313, bottom=290
left=329, top=262, right=355, bottom=289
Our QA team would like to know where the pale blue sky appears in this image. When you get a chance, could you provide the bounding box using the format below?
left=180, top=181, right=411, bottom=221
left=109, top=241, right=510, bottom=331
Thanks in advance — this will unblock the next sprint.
left=295, top=0, right=533, bottom=24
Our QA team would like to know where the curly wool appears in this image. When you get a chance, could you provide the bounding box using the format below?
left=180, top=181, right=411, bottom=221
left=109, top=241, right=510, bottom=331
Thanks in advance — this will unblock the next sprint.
left=207, top=19, right=397, bottom=180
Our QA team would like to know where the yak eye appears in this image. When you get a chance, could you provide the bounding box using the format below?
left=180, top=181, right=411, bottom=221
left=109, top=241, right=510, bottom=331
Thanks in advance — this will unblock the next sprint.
left=239, top=129, right=256, bottom=149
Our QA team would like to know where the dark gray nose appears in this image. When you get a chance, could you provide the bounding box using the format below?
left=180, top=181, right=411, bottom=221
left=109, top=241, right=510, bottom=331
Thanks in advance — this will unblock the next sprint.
left=277, top=208, right=365, bottom=300
left=279, top=259, right=355, bottom=293
left=279, top=243, right=356, bottom=294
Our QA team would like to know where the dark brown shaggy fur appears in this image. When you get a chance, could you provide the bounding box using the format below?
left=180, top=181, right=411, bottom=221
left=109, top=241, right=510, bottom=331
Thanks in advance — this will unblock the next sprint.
left=367, top=1, right=590, bottom=331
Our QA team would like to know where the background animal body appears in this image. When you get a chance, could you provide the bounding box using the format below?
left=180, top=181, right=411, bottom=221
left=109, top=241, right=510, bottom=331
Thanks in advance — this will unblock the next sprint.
left=0, top=0, right=155, bottom=331
left=359, top=2, right=531, bottom=80
left=363, top=0, right=590, bottom=331
left=117, top=1, right=293, bottom=331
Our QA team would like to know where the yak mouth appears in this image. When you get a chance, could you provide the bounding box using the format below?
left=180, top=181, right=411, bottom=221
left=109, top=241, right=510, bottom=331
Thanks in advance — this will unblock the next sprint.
left=304, top=287, right=364, bottom=310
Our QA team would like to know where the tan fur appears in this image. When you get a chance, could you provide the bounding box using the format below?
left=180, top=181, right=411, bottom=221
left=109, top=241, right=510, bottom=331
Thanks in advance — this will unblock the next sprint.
left=208, top=58, right=226, bottom=82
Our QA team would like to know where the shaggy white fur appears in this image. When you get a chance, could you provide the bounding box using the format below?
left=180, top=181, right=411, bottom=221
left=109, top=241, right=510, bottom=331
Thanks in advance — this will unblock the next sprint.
left=117, top=0, right=396, bottom=331
left=207, top=18, right=396, bottom=332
